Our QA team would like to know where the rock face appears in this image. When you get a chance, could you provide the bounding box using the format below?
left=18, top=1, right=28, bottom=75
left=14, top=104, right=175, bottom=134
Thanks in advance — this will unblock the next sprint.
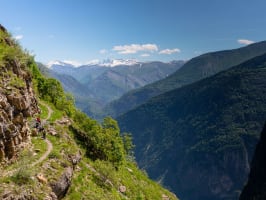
left=0, top=25, right=39, bottom=162
left=51, top=167, right=73, bottom=200
left=239, top=122, right=266, bottom=200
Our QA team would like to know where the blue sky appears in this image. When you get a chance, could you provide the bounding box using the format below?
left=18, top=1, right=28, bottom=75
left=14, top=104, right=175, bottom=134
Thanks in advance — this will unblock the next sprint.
left=1, top=0, right=266, bottom=65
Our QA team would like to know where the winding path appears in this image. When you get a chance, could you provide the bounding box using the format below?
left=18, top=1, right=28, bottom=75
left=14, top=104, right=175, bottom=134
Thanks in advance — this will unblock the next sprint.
left=31, top=102, right=53, bottom=167
left=2, top=102, right=54, bottom=177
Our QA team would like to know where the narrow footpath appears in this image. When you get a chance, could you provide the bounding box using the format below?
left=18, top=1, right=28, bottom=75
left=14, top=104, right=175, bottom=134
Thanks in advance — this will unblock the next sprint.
left=30, top=102, right=53, bottom=167
left=2, top=102, right=54, bottom=177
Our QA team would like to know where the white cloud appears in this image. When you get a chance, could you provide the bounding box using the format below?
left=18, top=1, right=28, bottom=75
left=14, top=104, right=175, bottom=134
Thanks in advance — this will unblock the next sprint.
left=14, top=35, right=23, bottom=40
left=141, top=53, right=150, bottom=57
left=237, top=39, right=255, bottom=45
left=99, top=49, right=108, bottom=54
left=113, top=44, right=158, bottom=54
left=63, top=60, right=82, bottom=67
left=159, top=48, right=181, bottom=55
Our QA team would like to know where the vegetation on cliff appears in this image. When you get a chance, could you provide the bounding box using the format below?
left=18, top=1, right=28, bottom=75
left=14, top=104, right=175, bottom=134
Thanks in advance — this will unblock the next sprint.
left=0, top=25, right=177, bottom=200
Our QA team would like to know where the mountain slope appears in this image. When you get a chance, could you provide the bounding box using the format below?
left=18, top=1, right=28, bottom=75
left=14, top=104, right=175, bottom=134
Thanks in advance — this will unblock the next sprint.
left=107, top=41, right=266, bottom=117
left=49, top=60, right=184, bottom=119
left=239, top=121, right=266, bottom=200
left=0, top=24, right=39, bottom=161
left=50, top=62, right=108, bottom=84
left=86, top=61, right=184, bottom=102
left=0, top=24, right=177, bottom=200
left=117, top=53, right=266, bottom=200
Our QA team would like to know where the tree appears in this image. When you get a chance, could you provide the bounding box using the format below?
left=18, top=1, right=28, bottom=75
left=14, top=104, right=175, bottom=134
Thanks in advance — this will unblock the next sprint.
left=122, top=133, right=135, bottom=159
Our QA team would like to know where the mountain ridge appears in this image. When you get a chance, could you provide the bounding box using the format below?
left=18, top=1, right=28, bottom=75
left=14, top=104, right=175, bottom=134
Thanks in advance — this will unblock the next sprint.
left=117, top=53, right=266, bottom=200
left=106, top=41, right=266, bottom=118
left=47, top=60, right=185, bottom=119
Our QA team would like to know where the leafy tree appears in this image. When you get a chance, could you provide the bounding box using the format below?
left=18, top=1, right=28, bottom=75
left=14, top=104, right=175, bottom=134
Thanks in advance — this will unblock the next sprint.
left=71, top=113, right=126, bottom=167
left=122, top=132, right=135, bottom=159
left=102, top=117, right=120, bottom=135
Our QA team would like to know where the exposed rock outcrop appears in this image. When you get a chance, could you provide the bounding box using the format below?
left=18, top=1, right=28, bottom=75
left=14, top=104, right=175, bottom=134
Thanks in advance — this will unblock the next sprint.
left=50, top=167, right=73, bottom=200
left=0, top=25, right=39, bottom=162
left=239, top=122, right=266, bottom=200
left=50, top=151, right=82, bottom=199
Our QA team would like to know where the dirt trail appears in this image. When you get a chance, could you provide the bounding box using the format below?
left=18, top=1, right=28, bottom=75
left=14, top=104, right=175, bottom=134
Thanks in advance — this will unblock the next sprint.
left=2, top=102, right=54, bottom=177
left=31, top=102, right=53, bottom=166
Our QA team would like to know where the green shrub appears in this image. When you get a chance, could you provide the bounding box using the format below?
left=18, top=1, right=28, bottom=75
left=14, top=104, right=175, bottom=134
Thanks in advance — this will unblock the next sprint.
left=92, top=160, right=117, bottom=189
left=11, top=167, right=33, bottom=185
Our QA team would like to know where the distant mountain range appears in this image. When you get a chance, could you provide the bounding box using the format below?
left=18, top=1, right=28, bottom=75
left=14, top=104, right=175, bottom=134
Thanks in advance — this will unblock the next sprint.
left=46, top=60, right=185, bottom=118
left=117, top=53, right=266, bottom=200
left=42, top=41, right=266, bottom=199
left=105, top=41, right=266, bottom=118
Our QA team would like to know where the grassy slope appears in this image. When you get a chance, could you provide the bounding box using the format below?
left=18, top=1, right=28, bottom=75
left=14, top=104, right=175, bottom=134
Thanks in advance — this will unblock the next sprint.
left=0, top=101, right=177, bottom=199
left=0, top=25, right=177, bottom=199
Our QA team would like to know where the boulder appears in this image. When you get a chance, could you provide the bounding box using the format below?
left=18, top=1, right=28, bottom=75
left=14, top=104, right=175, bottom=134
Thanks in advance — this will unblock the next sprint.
left=51, top=167, right=73, bottom=200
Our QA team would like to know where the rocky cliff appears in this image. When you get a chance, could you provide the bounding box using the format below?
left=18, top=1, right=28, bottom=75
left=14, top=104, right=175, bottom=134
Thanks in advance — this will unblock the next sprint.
left=0, top=24, right=39, bottom=162
left=239, top=122, right=266, bottom=200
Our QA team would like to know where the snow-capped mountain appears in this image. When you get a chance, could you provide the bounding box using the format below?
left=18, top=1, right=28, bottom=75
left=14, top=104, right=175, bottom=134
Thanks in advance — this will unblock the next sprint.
left=47, top=59, right=140, bottom=68
left=47, top=60, right=79, bottom=68
left=45, top=59, right=185, bottom=119
left=97, top=59, right=139, bottom=67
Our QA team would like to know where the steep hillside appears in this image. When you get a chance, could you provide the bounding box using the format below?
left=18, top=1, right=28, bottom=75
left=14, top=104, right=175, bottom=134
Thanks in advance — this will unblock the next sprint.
left=0, top=25, right=177, bottom=200
left=239, top=122, right=266, bottom=200
left=37, top=63, right=102, bottom=114
left=117, top=53, right=266, bottom=200
left=0, top=24, right=39, bottom=161
left=107, top=41, right=266, bottom=117
left=86, top=61, right=184, bottom=103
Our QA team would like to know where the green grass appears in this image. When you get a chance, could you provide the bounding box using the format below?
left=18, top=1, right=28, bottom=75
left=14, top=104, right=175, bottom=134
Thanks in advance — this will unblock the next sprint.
left=66, top=155, right=177, bottom=200
left=39, top=103, right=49, bottom=119
left=1, top=138, right=47, bottom=173
left=39, top=101, right=64, bottom=122
left=64, top=118, right=177, bottom=200
left=49, top=108, right=63, bottom=122
left=10, top=166, right=34, bottom=185
left=0, top=101, right=178, bottom=200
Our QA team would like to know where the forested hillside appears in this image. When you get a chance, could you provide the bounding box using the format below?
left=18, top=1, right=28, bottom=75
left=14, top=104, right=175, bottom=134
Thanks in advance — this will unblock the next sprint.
left=118, top=53, right=266, bottom=200
left=107, top=41, right=266, bottom=117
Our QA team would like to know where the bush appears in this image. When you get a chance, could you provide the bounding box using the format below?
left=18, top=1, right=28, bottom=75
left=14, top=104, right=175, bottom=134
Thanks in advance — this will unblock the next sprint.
left=92, top=160, right=117, bottom=189
left=11, top=167, right=33, bottom=185
left=28, top=61, right=76, bottom=117
left=71, top=113, right=126, bottom=168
